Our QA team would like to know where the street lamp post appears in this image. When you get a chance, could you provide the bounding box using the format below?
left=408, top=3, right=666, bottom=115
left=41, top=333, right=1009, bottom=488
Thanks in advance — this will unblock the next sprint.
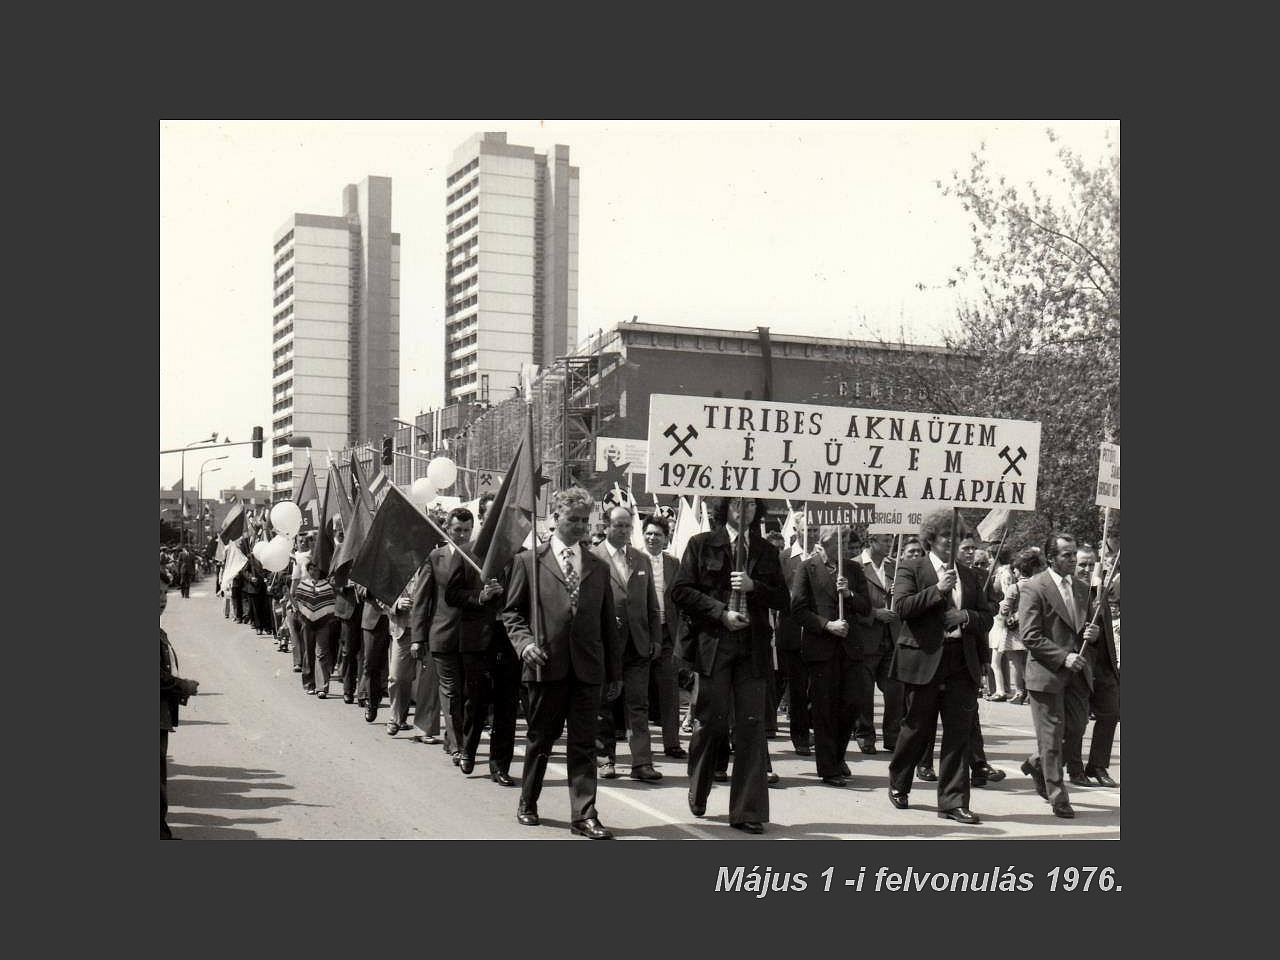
left=180, top=433, right=219, bottom=547
left=197, top=455, right=229, bottom=551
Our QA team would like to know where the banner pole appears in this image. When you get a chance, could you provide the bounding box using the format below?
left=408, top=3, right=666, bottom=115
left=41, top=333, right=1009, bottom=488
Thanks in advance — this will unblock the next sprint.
left=1079, top=548, right=1119, bottom=656
left=889, top=533, right=903, bottom=613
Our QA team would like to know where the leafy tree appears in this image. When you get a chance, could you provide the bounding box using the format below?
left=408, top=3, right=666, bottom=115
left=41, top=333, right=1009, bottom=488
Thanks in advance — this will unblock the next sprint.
left=938, top=130, right=1119, bottom=550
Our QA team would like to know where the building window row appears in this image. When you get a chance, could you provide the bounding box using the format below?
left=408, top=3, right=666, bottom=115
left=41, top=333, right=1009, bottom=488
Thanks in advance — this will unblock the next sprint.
left=273, top=229, right=294, bottom=254
left=449, top=235, right=479, bottom=259
left=447, top=314, right=478, bottom=339
left=273, top=284, right=294, bottom=307
left=274, top=265, right=294, bottom=289
left=447, top=253, right=479, bottom=280
left=274, top=247, right=294, bottom=273
left=446, top=293, right=478, bottom=318
left=449, top=332, right=478, bottom=351
left=274, top=303, right=294, bottom=326
left=273, top=452, right=292, bottom=467
left=448, top=273, right=478, bottom=299
left=446, top=195, right=479, bottom=225
left=273, top=415, right=293, bottom=434
left=448, top=353, right=478, bottom=372
left=273, top=321, right=294, bottom=344
left=272, top=343, right=293, bottom=363
left=273, top=359, right=293, bottom=379
left=446, top=157, right=479, bottom=187
left=446, top=175, right=478, bottom=206
left=446, top=215, right=478, bottom=243
left=449, top=372, right=479, bottom=389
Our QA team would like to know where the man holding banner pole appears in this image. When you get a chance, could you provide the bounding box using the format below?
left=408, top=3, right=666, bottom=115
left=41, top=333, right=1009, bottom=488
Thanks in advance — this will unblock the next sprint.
left=852, top=533, right=903, bottom=754
left=887, top=509, right=993, bottom=825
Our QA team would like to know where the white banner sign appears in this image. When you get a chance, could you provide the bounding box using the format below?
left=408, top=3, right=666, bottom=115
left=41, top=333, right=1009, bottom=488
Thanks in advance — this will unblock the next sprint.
left=1095, top=442, right=1120, bottom=510
left=646, top=395, right=1041, bottom=509
left=595, top=437, right=649, bottom=474
left=866, top=503, right=933, bottom=535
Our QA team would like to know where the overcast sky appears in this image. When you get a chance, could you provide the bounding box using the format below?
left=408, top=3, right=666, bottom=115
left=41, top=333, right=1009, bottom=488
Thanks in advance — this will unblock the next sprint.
left=160, top=119, right=1117, bottom=491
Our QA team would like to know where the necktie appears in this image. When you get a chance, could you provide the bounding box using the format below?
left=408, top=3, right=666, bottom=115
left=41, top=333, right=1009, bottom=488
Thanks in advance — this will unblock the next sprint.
left=1059, top=576, right=1078, bottom=631
left=563, top=548, right=579, bottom=614
left=613, top=549, right=629, bottom=584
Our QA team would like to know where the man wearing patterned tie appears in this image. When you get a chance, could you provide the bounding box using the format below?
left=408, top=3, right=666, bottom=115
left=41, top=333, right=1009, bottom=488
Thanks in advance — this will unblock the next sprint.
left=592, top=506, right=664, bottom=781
left=1016, top=532, right=1098, bottom=818
left=501, top=486, right=622, bottom=839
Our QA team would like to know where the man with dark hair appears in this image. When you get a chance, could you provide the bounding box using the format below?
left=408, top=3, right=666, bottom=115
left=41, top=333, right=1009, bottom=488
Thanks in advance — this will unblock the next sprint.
left=775, top=519, right=812, bottom=758
left=1016, top=531, right=1098, bottom=817
left=672, top=497, right=788, bottom=834
left=791, top=524, right=872, bottom=786
left=852, top=533, right=903, bottom=754
left=642, top=514, right=687, bottom=760
left=1066, top=545, right=1120, bottom=788
left=415, top=507, right=486, bottom=765
left=887, top=510, right=993, bottom=825
left=503, top=486, right=622, bottom=838
left=593, top=506, right=663, bottom=781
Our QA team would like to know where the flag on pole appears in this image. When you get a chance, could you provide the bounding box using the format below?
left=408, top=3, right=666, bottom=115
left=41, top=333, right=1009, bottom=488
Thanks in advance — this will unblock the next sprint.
left=332, top=457, right=373, bottom=587
left=219, top=499, right=245, bottom=545
left=312, top=468, right=340, bottom=577
left=976, top=507, right=1010, bottom=542
left=220, top=540, right=248, bottom=594
left=349, top=484, right=445, bottom=606
left=367, top=468, right=390, bottom=506
left=474, top=431, right=540, bottom=582
left=295, top=458, right=319, bottom=525
left=350, top=453, right=376, bottom=518
left=670, top=496, right=699, bottom=562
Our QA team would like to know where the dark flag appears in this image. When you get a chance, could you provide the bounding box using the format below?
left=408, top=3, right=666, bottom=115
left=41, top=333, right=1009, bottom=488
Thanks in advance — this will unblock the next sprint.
left=349, top=484, right=445, bottom=606
left=295, top=458, right=319, bottom=527
left=331, top=456, right=373, bottom=587
left=311, top=468, right=340, bottom=577
left=332, top=461, right=353, bottom=531
left=475, top=409, right=547, bottom=582
left=219, top=499, right=245, bottom=545
left=350, top=452, right=376, bottom=518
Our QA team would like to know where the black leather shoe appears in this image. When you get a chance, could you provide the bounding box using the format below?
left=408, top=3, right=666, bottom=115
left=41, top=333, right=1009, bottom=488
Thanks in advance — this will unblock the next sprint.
left=689, top=796, right=706, bottom=817
left=767, top=771, right=780, bottom=785
left=821, top=775, right=848, bottom=787
left=857, top=739, right=877, bottom=755
left=1053, top=802, right=1076, bottom=819
left=730, top=821, right=764, bottom=834
left=357, top=697, right=368, bottom=708
left=664, top=747, right=688, bottom=759
left=917, top=765, right=938, bottom=782
left=1020, top=759, right=1048, bottom=800
left=459, top=756, right=475, bottom=775
left=343, top=694, right=355, bottom=704
left=630, top=764, right=662, bottom=782
left=570, top=817, right=614, bottom=839
left=1086, top=766, right=1118, bottom=788
left=600, top=761, right=618, bottom=779
left=451, top=752, right=462, bottom=766
left=972, top=763, right=1006, bottom=783
left=1068, top=768, right=1092, bottom=787
left=839, top=761, right=851, bottom=776
left=516, top=807, right=540, bottom=827
left=938, top=807, right=981, bottom=824
left=888, top=788, right=909, bottom=810
left=883, top=742, right=897, bottom=752
left=364, top=707, right=377, bottom=723
left=490, top=770, right=514, bottom=787
left=713, top=770, right=729, bottom=782
left=794, top=744, right=812, bottom=756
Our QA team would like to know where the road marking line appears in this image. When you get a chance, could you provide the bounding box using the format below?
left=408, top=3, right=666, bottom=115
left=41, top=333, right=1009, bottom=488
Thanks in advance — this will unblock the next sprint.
left=545, top=762, right=720, bottom=840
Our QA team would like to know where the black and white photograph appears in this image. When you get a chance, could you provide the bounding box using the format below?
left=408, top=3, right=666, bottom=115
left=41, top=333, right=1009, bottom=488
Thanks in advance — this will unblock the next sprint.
left=159, top=119, right=1120, bottom=840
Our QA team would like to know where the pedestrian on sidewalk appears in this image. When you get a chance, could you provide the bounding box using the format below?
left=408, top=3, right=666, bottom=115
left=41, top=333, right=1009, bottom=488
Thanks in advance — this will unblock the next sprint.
left=161, top=574, right=199, bottom=839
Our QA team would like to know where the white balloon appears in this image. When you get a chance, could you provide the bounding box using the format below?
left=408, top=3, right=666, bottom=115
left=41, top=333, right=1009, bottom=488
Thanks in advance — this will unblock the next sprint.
left=410, top=476, right=437, bottom=507
left=271, top=500, right=303, bottom=536
left=426, top=456, right=457, bottom=491
left=251, top=540, right=268, bottom=562
left=262, top=534, right=294, bottom=572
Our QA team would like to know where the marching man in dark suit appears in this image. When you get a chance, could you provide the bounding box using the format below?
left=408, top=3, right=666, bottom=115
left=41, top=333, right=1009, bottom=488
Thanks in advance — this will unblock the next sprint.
left=641, top=516, right=687, bottom=760
left=790, top=524, right=871, bottom=787
left=672, top=497, right=788, bottom=834
left=887, top=510, right=993, bottom=825
left=852, top=533, right=904, bottom=754
left=775, top=527, right=811, bottom=757
left=502, top=486, right=622, bottom=839
left=593, top=506, right=664, bottom=782
left=1017, top=532, right=1104, bottom=817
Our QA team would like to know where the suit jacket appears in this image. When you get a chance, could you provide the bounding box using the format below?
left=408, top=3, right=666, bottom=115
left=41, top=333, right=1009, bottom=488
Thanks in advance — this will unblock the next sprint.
left=388, top=572, right=417, bottom=642
left=890, top=554, right=993, bottom=686
left=773, top=551, right=805, bottom=652
left=592, top=542, right=662, bottom=658
left=1086, top=581, right=1119, bottom=671
left=412, top=544, right=471, bottom=654
left=359, top=587, right=390, bottom=631
left=852, top=555, right=899, bottom=656
left=791, top=554, right=871, bottom=662
left=670, top=527, right=788, bottom=679
left=333, top=583, right=358, bottom=621
left=651, top=550, right=686, bottom=648
left=500, top=542, right=622, bottom=685
left=1019, top=570, right=1099, bottom=693
left=445, top=544, right=504, bottom=652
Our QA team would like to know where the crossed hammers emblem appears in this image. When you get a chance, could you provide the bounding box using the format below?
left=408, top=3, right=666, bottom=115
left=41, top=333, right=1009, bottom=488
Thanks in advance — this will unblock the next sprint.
left=664, top=423, right=698, bottom=456
left=999, top=445, right=1028, bottom=476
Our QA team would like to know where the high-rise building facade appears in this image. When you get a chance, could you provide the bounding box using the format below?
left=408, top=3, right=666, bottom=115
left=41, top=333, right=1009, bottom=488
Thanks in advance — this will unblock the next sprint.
left=271, top=177, right=400, bottom=500
left=443, top=133, right=578, bottom=406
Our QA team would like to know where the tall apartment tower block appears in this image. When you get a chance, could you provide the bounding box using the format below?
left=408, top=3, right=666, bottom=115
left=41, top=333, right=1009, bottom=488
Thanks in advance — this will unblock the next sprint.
left=270, top=176, right=400, bottom=500
left=443, top=133, right=578, bottom=405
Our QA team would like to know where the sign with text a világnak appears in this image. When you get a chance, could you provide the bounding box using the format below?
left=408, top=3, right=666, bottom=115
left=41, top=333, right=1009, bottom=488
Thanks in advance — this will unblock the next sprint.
left=1095, top=442, right=1120, bottom=510
left=646, top=395, right=1042, bottom=509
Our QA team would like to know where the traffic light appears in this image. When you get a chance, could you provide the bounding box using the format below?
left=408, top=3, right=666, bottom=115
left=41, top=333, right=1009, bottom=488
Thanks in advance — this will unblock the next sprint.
left=251, top=425, right=264, bottom=458
left=381, top=436, right=394, bottom=466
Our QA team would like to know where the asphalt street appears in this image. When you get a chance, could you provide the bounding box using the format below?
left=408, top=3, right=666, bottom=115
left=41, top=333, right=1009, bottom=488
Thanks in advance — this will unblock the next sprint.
left=163, top=581, right=1119, bottom=840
